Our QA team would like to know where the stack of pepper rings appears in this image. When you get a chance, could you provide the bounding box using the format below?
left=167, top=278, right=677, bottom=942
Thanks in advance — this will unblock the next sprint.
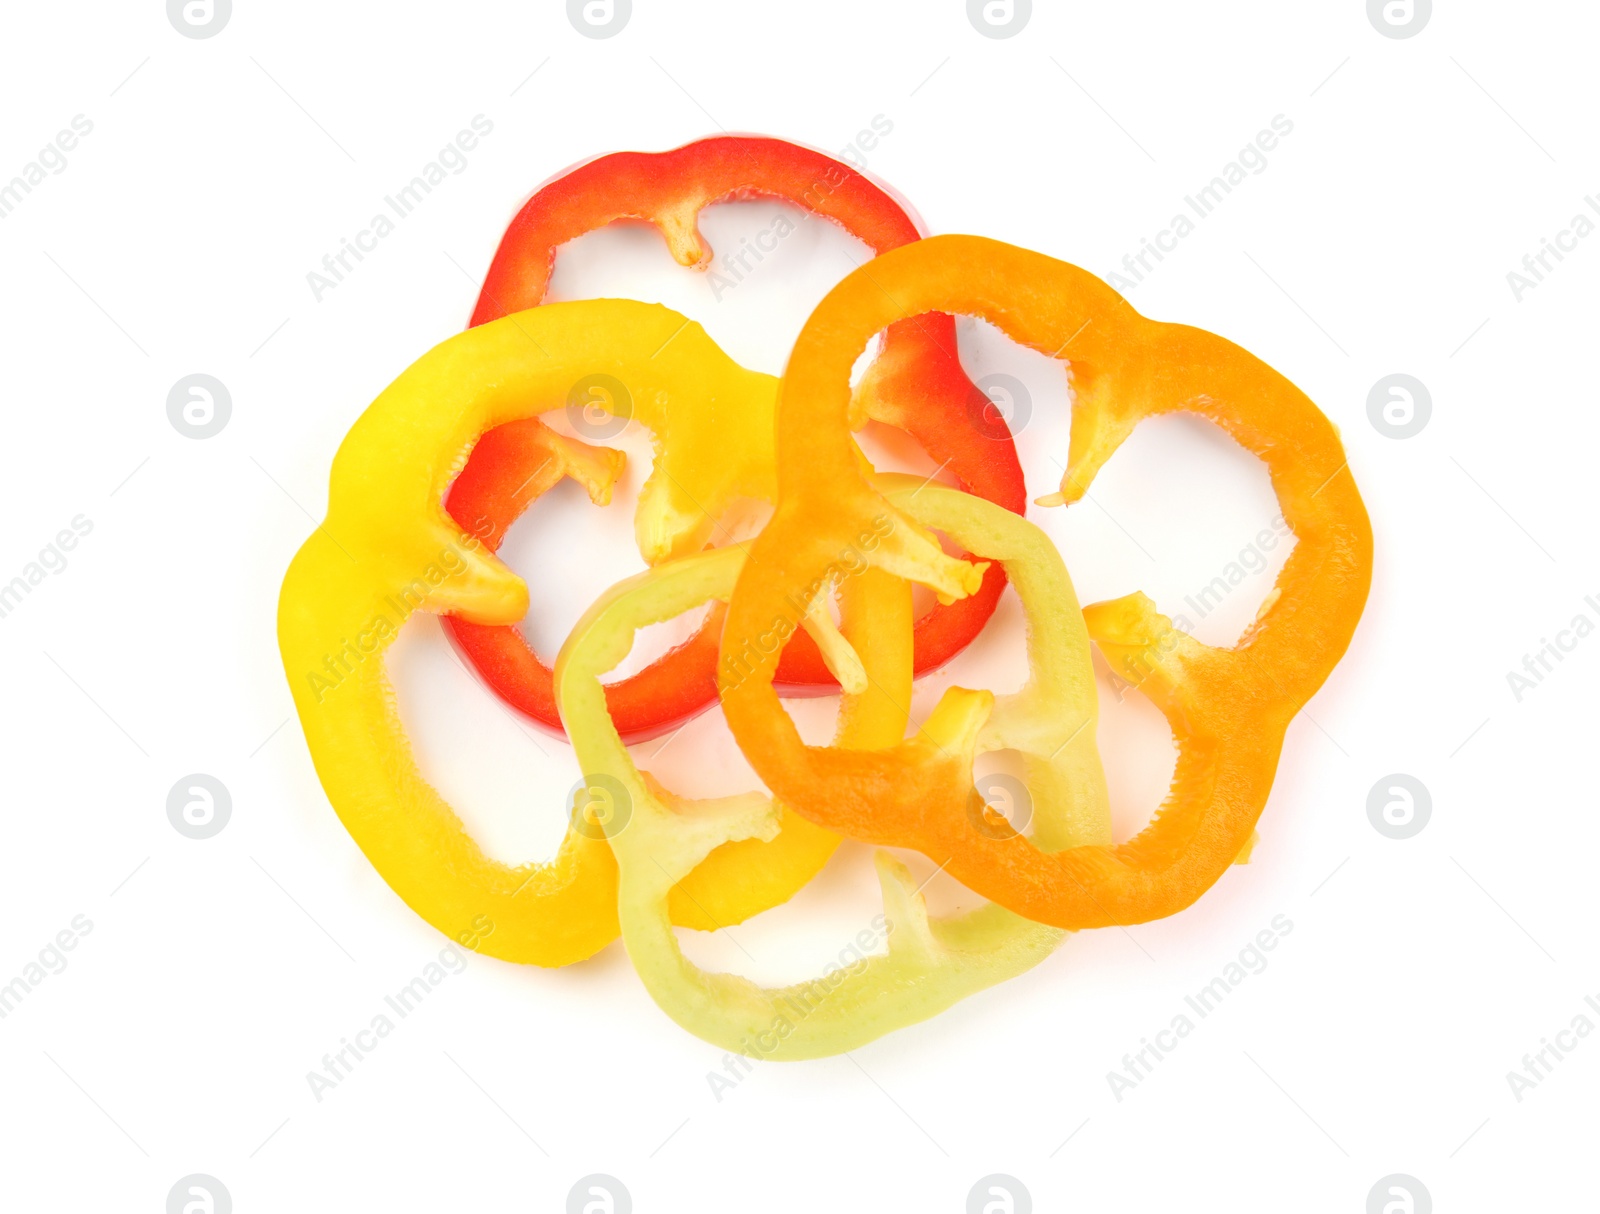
left=278, top=136, right=1372, bottom=1059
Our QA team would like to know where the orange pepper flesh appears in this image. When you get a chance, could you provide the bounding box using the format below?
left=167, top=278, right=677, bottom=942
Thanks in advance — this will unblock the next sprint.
left=551, top=483, right=1116, bottom=1058
left=719, top=234, right=1373, bottom=930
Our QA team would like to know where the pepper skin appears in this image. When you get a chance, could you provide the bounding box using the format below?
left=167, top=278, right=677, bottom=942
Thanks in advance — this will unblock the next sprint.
left=719, top=235, right=1373, bottom=931
left=278, top=300, right=869, bottom=965
left=447, top=136, right=1026, bottom=740
left=554, top=481, right=1110, bottom=1057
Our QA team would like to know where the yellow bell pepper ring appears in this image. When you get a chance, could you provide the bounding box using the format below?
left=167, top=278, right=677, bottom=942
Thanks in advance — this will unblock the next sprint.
left=277, top=299, right=857, bottom=966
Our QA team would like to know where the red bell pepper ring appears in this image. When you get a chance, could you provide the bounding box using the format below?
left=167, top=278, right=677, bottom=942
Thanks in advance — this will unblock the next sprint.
left=444, top=136, right=1026, bottom=741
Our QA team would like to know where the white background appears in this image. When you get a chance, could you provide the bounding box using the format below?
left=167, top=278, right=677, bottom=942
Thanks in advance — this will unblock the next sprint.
left=1, top=1, right=1593, bottom=1210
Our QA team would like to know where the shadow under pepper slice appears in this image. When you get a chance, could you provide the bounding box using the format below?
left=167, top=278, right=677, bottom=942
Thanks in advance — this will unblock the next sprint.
left=446, top=135, right=1027, bottom=741
left=719, top=234, right=1373, bottom=931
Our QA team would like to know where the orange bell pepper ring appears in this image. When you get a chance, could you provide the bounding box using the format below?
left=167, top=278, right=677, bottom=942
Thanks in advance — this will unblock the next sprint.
left=719, top=234, right=1373, bottom=930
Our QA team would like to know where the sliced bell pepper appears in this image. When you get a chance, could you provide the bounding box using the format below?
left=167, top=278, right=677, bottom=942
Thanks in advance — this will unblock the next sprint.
left=447, top=136, right=1027, bottom=740
left=553, top=480, right=1110, bottom=1058
left=719, top=234, right=1373, bottom=931
left=277, top=299, right=862, bottom=966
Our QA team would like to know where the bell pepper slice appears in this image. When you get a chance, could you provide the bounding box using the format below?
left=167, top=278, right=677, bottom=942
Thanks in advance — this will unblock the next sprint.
left=553, top=480, right=1110, bottom=1058
left=277, top=300, right=861, bottom=966
left=719, top=234, right=1373, bottom=931
left=447, top=136, right=1027, bottom=740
